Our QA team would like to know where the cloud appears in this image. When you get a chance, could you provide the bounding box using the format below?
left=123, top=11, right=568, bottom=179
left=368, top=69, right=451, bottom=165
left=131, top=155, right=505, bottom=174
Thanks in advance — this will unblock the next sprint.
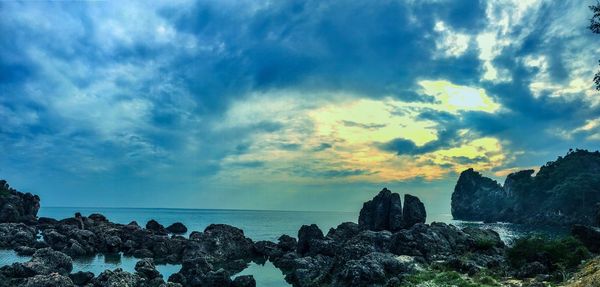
left=0, top=0, right=599, bottom=210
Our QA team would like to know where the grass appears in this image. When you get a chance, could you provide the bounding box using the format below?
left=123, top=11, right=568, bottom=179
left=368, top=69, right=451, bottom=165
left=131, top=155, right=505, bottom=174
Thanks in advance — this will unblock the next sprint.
left=403, top=270, right=501, bottom=287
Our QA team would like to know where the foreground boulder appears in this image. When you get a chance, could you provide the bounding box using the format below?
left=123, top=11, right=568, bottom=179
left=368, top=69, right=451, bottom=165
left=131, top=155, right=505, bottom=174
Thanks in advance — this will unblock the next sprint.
left=0, top=180, right=40, bottom=224
left=22, top=273, right=74, bottom=287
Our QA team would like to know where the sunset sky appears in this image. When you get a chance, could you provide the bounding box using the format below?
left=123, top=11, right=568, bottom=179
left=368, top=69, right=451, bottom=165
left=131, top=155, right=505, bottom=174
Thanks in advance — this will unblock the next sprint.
left=1, top=1, right=599, bottom=212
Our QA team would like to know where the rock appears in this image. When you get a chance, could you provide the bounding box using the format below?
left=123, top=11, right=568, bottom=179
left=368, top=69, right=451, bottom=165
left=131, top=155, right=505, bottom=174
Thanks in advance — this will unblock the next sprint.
left=358, top=188, right=403, bottom=232
left=37, top=217, right=58, bottom=225
left=254, top=240, right=283, bottom=259
left=572, top=224, right=600, bottom=253
left=166, top=222, right=188, bottom=234
left=22, top=273, right=74, bottom=287
left=462, top=227, right=504, bottom=250
left=20, top=248, right=73, bottom=276
left=297, top=224, right=324, bottom=256
left=337, top=230, right=392, bottom=261
left=91, top=268, right=141, bottom=287
left=333, top=252, right=419, bottom=286
left=15, top=246, right=36, bottom=256
left=232, top=275, right=256, bottom=287
left=133, top=248, right=154, bottom=259
left=277, top=235, right=297, bottom=252
left=389, top=223, right=471, bottom=261
left=0, top=223, right=37, bottom=248
left=285, top=255, right=334, bottom=287
left=146, top=219, right=167, bottom=234
left=69, top=271, right=94, bottom=286
left=135, top=258, right=161, bottom=280
left=88, top=213, right=107, bottom=222
left=402, top=194, right=426, bottom=228
left=183, top=224, right=254, bottom=261
left=326, top=222, right=361, bottom=243
left=0, top=180, right=40, bottom=224
left=204, top=269, right=232, bottom=286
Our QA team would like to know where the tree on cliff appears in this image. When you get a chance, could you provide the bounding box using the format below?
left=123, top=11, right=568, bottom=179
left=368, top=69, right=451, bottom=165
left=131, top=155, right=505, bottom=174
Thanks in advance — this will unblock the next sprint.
left=591, top=2, right=600, bottom=90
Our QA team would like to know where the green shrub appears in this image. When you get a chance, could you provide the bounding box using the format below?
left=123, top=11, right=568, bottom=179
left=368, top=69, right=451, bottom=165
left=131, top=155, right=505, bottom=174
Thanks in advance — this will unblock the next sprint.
left=507, top=235, right=590, bottom=271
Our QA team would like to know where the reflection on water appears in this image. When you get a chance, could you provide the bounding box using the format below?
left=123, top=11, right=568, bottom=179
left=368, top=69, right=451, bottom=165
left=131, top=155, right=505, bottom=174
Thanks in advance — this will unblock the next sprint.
left=236, top=260, right=290, bottom=287
left=0, top=249, right=181, bottom=279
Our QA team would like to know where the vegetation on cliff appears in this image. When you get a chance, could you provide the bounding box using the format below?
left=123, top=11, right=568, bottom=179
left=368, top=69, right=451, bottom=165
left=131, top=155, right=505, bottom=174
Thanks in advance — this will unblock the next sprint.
left=452, top=149, right=600, bottom=225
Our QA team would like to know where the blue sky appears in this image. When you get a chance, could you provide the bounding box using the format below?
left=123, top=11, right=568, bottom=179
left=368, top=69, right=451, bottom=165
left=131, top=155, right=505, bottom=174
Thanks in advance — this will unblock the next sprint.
left=1, top=0, right=599, bottom=212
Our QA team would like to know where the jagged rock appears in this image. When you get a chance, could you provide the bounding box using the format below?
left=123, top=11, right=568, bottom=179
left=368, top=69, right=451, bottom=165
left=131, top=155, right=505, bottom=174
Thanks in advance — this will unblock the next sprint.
left=389, top=223, right=471, bottom=261
left=333, top=252, right=419, bottom=286
left=358, top=188, right=403, bottom=232
left=0, top=223, right=37, bottom=248
left=88, top=213, right=107, bottom=222
left=91, top=268, right=141, bottom=287
left=182, top=224, right=254, bottom=262
left=232, top=275, right=256, bottom=287
left=0, top=180, right=40, bottom=224
left=146, top=220, right=167, bottom=234
left=69, top=271, right=94, bottom=286
left=326, top=222, right=362, bottom=243
left=166, top=222, right=188, bottom=234
left=8, top=248, right=73, bottom=277
left=15, top=246, right=36, bottom=256
left=37, top=217, right=58, bottom=225
left=337, top=230, right=392, bottom=261
left=285, top=255, right=334, bottom=287
left=297, top=224, right=324, bottom=256
left=135, top=258, right=161, bottom=280
left=277, top=235, right=297, bottom=252
left=402, top=194, right=426, bottom=228
left=254, top=240, right=283, bottom=259
left=572, top=224, right=600, bottom=253
left=22, top=273, right=74, bottom=287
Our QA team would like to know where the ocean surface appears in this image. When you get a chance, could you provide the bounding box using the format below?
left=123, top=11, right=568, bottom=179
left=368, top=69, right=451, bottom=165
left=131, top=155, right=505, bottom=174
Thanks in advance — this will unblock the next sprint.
left=0, top=207, right=568, bottom=286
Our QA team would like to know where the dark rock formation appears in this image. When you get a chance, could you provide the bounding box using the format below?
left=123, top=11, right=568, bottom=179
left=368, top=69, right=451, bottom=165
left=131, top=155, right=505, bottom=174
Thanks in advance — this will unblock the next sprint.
left=297, top=224, right=324, bottom=256
left=0, top=223, right=37, bottom=248
left=146, top=219, right=167, bottom=235
left=69, top=271, right=94, bottom=286
left=451, top=150, right=600, bottom=226
left=402, top=194, right=426, bottom=228
left=358, top=188, right=403, bottom=231
left=22, top=273, right=74, bottom=287
left=0, top=180, right=40, bottom=224
left=572, top=224, right=600, bottom=253
left=135, top=258, right=161, bottom=280
left=231, top=275, right=256, bottom=287
left=166, top=222, right=188, bottom=234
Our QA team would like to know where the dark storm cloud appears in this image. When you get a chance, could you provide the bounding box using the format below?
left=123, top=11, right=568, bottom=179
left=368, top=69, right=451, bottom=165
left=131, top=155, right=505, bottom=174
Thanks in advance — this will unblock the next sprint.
left=0, top=0, right=599, bottom=209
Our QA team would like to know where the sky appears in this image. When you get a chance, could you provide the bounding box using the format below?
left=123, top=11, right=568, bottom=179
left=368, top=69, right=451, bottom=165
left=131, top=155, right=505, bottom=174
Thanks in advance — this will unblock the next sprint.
left=1, top=0, right=599, bottom=213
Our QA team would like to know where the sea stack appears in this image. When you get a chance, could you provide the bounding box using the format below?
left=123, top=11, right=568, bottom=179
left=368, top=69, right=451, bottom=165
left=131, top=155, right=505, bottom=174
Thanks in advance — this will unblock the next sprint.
left=358, top=188, right=426, bottom=231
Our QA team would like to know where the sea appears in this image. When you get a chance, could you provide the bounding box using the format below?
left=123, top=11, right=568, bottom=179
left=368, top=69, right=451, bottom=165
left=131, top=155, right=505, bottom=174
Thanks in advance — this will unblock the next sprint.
left=0, top=207, right=567, bottom=286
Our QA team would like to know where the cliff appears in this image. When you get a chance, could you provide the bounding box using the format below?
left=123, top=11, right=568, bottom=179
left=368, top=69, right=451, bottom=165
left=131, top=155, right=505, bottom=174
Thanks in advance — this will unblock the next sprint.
left=451, top=149, right=600, bottom=226
left=0, top=180, right=40, bottom=224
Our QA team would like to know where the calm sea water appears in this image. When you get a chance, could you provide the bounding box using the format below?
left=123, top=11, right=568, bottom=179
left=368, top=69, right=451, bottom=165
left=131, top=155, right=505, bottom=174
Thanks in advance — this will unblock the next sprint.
left=0, top=207, right=567, bottom=286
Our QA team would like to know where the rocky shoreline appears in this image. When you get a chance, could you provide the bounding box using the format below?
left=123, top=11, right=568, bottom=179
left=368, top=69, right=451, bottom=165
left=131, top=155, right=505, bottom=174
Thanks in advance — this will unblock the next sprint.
left=2, top=179, right=600, bottom=286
